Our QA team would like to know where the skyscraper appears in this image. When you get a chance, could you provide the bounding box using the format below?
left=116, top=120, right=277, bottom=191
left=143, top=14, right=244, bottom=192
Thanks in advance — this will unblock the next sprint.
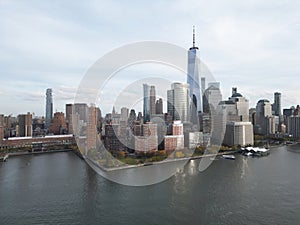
left=287, top=116, right=300, bottom=140
left=45, top=88, right=53, bottom=129
left=66, top=104, right=73, bottom=134
left=155, top=98, right=163, bottom=114
left=203, top=85, right=222, bottom=113
left=0, top=114, right=4, bottom=144
left=143, top=84, right=151, bottom=123
left=150, top=85, right=156, bottom=116
left=187, top=26, right=201, bottom=116
left=255, top=99, right=275, bottom=135
left=86, top=105, right=98, bottom=152
left=273, top=92, right=282, bottom=116
left=167, top=82, right=190, bottom=123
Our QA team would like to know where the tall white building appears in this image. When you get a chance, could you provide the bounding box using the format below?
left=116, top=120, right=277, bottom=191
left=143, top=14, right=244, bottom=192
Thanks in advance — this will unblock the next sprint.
left=167, top=82, right=190, bottom=123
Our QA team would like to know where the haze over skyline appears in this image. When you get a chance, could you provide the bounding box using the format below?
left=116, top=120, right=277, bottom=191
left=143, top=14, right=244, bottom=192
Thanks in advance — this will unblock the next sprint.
left=1, top=0, right=299, bottom=116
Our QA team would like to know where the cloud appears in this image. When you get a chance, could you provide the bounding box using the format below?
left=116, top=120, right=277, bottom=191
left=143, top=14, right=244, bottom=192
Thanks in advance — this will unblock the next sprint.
left=0, top=0, right=299, bottom=115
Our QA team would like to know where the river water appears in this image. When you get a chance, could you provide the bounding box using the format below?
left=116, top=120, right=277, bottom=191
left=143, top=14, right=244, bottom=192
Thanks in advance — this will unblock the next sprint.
left=0, top=145, right=300, bottom=225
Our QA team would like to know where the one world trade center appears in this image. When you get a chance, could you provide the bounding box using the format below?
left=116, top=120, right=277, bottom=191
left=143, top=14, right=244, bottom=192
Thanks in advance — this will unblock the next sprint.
left=187, top=26, right=201, bottom=128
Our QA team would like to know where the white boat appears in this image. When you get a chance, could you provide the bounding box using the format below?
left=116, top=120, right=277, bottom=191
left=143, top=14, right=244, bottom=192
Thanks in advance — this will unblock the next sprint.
left=222, top=155, right=235, bottom=160
left=244, top=147, right=270, bottom=156
left=246, top=152, right=253, bottom=156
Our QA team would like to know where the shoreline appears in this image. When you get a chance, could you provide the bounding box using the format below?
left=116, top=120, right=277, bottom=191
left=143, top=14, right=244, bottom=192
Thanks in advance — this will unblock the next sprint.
left=3, top=143, right=298, bottom=169
left=7, top=149, right=73, bottom=157
left=87, top=150, right=238, bottom=172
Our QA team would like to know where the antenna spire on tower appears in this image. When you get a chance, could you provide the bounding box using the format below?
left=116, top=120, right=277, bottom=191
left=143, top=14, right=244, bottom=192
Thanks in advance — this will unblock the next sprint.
left=189, top=25, right=199, bottom=50
left=193, top=25, right=195, bottom=48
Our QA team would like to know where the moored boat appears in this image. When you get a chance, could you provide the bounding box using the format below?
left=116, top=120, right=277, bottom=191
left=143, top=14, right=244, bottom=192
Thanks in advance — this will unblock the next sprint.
left=222, top=155, right=235, bottom=160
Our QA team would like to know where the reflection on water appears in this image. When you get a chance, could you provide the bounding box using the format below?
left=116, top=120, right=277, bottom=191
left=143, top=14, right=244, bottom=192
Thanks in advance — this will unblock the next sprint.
left=1, top=146, right=300, bottom=225
left=187, top=160, right=198, bottom=176
left=173, top=167, right=187, bottom=194
left=241, top=156, right=249, bottom=179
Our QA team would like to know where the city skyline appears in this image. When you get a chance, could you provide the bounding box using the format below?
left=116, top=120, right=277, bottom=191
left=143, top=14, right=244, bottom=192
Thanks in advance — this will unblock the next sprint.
left=1, top=2, right=300, bottom=224
left=1, top=1, right=300, bottom=116
left=0, top=85, right=298, bottom=118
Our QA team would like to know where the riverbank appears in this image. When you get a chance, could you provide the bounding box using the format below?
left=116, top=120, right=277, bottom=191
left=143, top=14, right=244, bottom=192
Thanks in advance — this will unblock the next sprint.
left=7, top=149, right=73, bottom=157
left=88, top=150, right=238, bottom=172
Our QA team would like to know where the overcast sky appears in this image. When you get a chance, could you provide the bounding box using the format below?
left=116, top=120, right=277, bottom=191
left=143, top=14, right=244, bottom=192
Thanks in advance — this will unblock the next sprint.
left=0, top=0, right=299, bottom=116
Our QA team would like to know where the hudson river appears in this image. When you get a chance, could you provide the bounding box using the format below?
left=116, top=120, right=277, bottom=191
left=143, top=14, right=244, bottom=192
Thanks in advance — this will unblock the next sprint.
left=1, top=145, right=300, bottom=225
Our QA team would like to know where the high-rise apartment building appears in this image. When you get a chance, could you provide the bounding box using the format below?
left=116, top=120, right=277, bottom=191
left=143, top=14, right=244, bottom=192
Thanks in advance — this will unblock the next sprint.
left=65, top=104, right=73, bottom=134
left=0, top=114, right=4, bottom=144
left=45, top=88, right=53, bottom=129
left=74, top=103, right=88, bottom=122
left=155, top=98, right=163, bottom=114
left=86, top=105, right=98, bottom=151
left=150, top=86, right=156, bottom=116
left=18, top=112, right=32, bottom=137
left=104, top=124, right=120, bottom=151
left=165, top=121, right=184, bottom=151
left=135, top=122, right=158, bottom=152
left=120, top=107, right=129, bottom=121
left=49, top=112, right=67, bottom=135
left=143, top=84, right=151, bottom=123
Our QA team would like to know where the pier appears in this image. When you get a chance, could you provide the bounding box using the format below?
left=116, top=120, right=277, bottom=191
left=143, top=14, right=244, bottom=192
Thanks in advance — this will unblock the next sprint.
left=0, top=154, right=9, bottom=162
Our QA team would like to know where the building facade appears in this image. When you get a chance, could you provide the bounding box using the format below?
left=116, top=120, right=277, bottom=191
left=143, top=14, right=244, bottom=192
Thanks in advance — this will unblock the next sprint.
left=150, top=85, right=156, bottom=116
left=65, top=104, right=73, bottom=134
left=272, top=92, right=282, bottom=116
left=287, top=116, right=300, bottom=140
left=0, top=114, right=4, bottom=144
left=86, top=105, right=98, bottom=151
left=164, top=121, right=184, bottom=151
left=135, top=122, right=158, bottom=152
left=49, top=112, right=67, bottom=135
left=45, top=88, right=53, bottom=129
left=143, top=84, right=151, bottom=123
left=155, top=98, right=163, bottom=114
left=223, top=122, right=254, bottom=146
left=203, top=85, right=222, bottom=113
left=18, top=112, right=32, bottom=137
left=167, top=82, right=190, bottom=123
left=255, top=99, right=275, bottom=135
left=187, top=26, right=201, bottom=113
